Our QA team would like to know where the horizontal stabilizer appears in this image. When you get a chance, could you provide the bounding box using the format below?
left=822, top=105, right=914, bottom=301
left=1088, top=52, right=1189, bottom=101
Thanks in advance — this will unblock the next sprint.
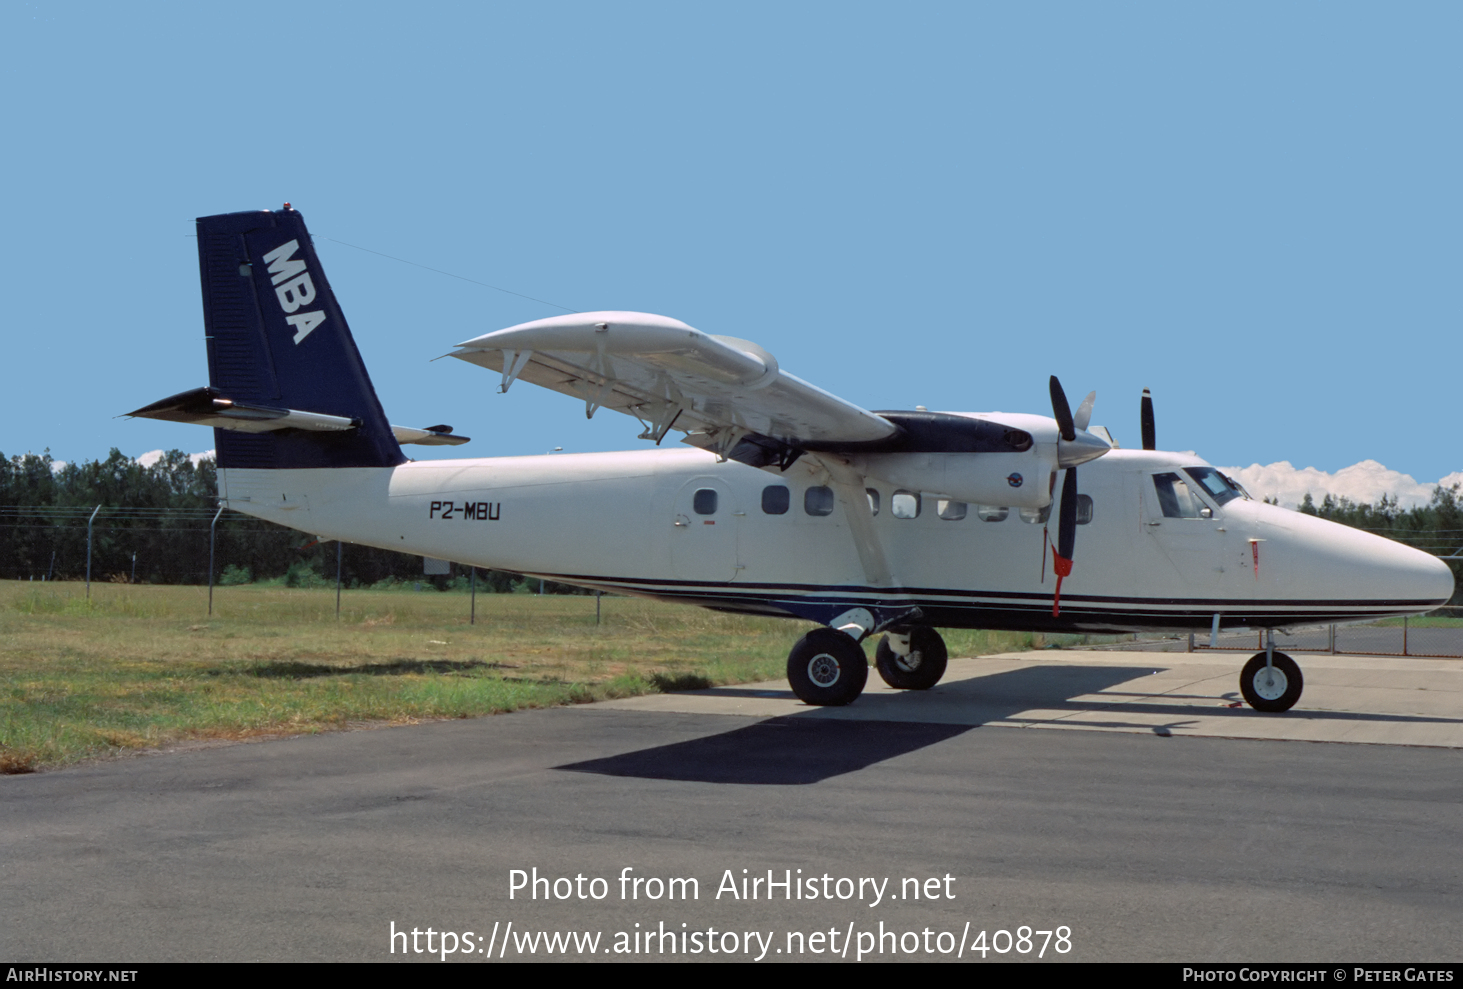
left=127, top=387, right=358, bottom=434
left=391, top=424, right=471, bottom=446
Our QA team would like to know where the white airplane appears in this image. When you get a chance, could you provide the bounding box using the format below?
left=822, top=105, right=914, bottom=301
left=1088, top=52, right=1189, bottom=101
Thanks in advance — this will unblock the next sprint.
left=131, top=206, right=1454, bottom=713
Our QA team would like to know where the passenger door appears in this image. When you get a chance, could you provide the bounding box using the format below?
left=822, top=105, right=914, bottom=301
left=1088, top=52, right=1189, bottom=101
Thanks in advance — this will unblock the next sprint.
left=670, top=476, right=742, bottom=581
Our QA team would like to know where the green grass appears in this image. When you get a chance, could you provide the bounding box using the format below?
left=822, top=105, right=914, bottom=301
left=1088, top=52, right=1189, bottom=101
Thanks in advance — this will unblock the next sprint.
left=0, top=581, right=1120, bottom=773
left=1369, top=614, right=1463, bottom=628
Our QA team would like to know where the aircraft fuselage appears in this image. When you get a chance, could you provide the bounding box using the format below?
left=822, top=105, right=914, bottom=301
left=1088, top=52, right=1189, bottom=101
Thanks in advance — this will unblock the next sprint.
left=218, top=445, right=1454, bottom=635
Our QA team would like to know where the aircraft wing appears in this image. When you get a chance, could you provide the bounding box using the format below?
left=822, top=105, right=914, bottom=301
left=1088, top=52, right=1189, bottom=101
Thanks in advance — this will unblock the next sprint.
left=450, top=312, right=896, bottom=458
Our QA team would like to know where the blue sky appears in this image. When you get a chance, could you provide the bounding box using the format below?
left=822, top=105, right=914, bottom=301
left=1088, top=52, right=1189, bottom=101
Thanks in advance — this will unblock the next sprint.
left=3, top=2, right=1458, bottom=487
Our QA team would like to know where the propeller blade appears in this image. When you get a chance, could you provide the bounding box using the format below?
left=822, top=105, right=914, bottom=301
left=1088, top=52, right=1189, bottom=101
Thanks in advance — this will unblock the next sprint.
left=1141, top=387, right=1156, bottom=451
left=1057, top=467, right=1078, bottom=563
left=1049, top=376, right=1076, bottom=442
left=1051, top=467, right=1077, bottom=617
left=1073, top=390, right=1096, bottom=432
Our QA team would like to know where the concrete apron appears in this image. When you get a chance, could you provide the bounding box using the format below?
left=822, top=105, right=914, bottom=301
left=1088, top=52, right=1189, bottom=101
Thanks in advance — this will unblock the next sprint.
left=597, top=650, right=1463, bottom=748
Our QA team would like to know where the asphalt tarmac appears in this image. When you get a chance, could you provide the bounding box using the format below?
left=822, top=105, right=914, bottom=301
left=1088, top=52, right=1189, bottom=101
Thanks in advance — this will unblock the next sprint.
left=3, top=650, right=1461, bottom=963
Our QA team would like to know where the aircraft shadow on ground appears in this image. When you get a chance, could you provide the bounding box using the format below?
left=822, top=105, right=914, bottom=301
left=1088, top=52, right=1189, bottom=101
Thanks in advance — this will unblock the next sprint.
left=557, top=717, right=974, bottom=786
left=558, top=665, right=1154, bottom=785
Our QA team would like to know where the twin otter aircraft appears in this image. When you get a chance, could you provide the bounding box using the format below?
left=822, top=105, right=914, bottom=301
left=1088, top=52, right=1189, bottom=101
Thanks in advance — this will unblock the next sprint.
left=133, top=207, right=1454, bottom=712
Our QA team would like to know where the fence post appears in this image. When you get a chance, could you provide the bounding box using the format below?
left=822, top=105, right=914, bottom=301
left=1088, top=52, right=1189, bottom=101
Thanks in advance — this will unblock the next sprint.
left=336, top=540, right=343, bottom=619
left=470, top=568, right=476, bottom=625
left=207, top=505, right=224, bottom=616
left=596, top=590, right=601, bottom=626
left=1403, top=616, right=1408, bottom=656
left=1329, top=624, right=1336, bottom=655
left=85, top=505, right=101, bottom=599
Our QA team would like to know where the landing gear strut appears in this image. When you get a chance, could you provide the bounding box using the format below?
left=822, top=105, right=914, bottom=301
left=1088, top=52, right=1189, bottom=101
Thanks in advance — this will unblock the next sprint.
left=787, top=628, right=868, bottom=706
left=875, top=627, right=948, bottom=690
left=1240, top=630, right=1303, bottom=712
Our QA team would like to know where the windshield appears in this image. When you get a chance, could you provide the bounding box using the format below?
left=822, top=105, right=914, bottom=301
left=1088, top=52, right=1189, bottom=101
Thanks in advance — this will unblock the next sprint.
left=1183, top=466, right=1245, bottom=506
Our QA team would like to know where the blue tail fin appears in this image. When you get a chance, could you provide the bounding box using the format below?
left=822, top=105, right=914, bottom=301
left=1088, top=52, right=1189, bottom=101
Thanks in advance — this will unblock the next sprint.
left=196, top=206, right=406, bottom=470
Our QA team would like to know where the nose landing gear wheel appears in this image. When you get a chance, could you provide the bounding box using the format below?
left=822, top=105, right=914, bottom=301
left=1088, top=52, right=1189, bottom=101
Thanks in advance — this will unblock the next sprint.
left=787, top=628, right=869, bottom=706
left=875, top=627, right=949, bottom=690
left=1239, top=651, right=1303, bottom=712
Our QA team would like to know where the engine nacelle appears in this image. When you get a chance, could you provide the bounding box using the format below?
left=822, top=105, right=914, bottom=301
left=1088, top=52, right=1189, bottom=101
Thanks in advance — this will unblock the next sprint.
left=850, top=451, right=1057, bottom=509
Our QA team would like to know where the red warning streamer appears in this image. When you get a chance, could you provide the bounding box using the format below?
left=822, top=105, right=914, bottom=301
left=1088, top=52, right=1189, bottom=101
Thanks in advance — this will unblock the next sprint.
left=1051, top=550, right=1073, bottom=617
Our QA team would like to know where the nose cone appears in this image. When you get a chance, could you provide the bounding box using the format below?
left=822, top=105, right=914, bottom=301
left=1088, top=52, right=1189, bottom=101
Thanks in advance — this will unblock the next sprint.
left=1351, top=531, right=1455, bottom=605
left=1286, top=511, right=1456, bottom=607
left=1414, top=550, right=1456, bottom=605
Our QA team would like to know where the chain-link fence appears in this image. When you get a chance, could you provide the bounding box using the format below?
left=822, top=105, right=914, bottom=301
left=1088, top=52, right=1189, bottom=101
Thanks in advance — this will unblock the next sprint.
left=0, top=505, right=307, bottom=585
left=1113, top=607, right=1463, bottom=658
left=0, top=505, right=594, bottom=604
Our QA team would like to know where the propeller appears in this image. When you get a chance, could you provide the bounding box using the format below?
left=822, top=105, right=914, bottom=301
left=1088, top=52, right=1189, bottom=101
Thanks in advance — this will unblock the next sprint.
left=1048, top=377, right=1105, bottom=617
left=1140, top=387, right=1156, bottom=451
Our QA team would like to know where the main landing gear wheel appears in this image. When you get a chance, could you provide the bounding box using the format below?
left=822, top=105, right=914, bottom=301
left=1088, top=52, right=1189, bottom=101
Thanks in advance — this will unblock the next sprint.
left=787, top=628, right=868, bottom=706
left=1240, top=651, right=1303, bottom=712
left=875, top=627, right=949, bottom=690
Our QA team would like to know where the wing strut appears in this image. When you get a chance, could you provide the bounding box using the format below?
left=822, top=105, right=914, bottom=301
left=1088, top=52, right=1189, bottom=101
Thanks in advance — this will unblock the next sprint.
left=811, top=455, right=892, bottom=587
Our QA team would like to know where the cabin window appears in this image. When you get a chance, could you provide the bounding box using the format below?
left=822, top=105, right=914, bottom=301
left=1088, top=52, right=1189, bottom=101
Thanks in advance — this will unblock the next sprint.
left=761, top=485, right=790, bottom=515
left=1019, top=504, right=1052, bottom=524
left=804, top=485, right=835, bottom=517
left=1152, top=473, right=1207, bottom=518
left=937, top=499, right=967, bottom=520
left=892, top=490, right=921, bottom=519
left=977, top=505, right=1009, bottom=522
left=1077, top=494, right=1093, bottom=525
left=866, top=488, right=880, bottom=516
left=693, top=488, right=718, bottom=515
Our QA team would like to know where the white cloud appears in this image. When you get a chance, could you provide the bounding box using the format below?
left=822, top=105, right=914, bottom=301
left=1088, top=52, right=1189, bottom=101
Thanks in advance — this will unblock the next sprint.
left=136, top=449, right=215, bottom=468
left=1220, top=460, right=1463, bottom=510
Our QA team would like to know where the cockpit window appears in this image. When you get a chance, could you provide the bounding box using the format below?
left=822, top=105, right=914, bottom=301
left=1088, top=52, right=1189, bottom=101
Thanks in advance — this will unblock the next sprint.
left=1183, top=466, right=1244, bottom=506
left=1153, top=472, right=1208, bottom=518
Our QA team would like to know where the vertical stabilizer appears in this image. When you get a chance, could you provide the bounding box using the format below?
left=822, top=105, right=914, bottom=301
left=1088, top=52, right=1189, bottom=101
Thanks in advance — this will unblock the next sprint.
left=196, top=206, right=406, bottom=469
